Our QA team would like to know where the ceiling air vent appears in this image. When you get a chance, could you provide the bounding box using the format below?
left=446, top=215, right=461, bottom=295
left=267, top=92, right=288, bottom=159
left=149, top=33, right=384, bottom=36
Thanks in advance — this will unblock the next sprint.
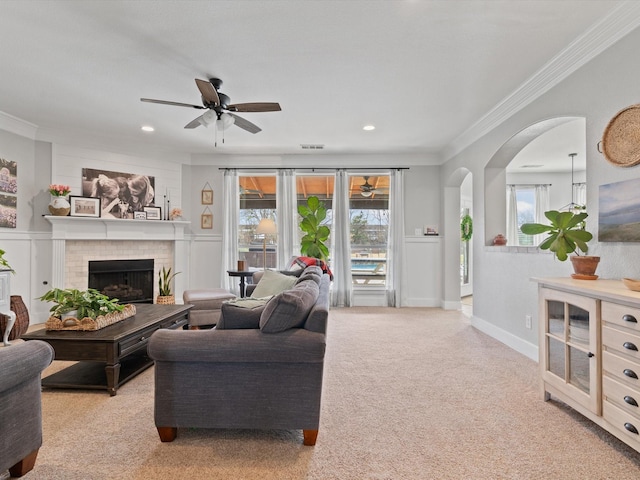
left=300, top=144, right=325, bottom=150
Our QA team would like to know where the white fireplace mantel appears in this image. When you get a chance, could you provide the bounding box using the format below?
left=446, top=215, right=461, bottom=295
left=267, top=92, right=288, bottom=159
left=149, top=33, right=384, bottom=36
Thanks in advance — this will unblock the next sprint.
left=45, top=215, right=189, bottom=241
left=45, top=216, right=190, bottom=292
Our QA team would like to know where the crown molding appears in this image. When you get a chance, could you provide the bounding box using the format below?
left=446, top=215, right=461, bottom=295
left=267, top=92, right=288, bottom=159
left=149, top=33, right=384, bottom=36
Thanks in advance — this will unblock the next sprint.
left=442, top=1, right=640, bottom=162
left=0, top=110, right=37, bottom=140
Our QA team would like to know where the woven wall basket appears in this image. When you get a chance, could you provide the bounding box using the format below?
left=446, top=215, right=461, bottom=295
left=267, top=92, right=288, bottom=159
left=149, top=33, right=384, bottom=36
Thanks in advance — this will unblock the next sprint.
left=600, top=104, right=640, bottom=167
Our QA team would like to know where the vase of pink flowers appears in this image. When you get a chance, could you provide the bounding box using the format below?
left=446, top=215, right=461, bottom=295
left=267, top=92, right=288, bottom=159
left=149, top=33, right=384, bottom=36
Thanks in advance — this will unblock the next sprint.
left=48, top=184, right=71, bottom=216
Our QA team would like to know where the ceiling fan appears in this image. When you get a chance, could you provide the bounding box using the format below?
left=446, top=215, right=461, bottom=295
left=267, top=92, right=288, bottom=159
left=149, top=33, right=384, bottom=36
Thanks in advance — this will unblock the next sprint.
left=140, top=77, right=281, bottom=136
left=359, top=177, right=388, bottom=197
left=240, top=186, right=263, bottom=196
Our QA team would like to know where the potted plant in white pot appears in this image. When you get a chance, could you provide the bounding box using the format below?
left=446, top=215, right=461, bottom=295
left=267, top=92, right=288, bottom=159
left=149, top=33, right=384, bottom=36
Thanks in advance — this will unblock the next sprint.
left=521, top=210, right=599, bottom=279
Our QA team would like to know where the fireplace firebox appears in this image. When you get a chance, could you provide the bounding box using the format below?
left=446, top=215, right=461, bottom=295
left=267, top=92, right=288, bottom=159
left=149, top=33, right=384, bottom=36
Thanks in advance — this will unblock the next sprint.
left=88, top=259, right=154, bottom=304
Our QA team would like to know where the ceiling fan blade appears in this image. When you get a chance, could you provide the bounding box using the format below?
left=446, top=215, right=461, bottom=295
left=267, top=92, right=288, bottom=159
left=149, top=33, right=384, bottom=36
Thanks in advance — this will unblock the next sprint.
left=228, top=102, right=281, bottom=113
left=140, top=98, right=205, bottom=109
left=228, top=113, right=262, bottom=134
left=184, top=115, right=204, bottom=129
left=195, top=79, right=220, bottom=107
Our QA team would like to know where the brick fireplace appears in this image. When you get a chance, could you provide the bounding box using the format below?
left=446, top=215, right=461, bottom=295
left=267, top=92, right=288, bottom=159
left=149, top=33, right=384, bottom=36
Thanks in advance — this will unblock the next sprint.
left=46, top=216, right=187, bottom=301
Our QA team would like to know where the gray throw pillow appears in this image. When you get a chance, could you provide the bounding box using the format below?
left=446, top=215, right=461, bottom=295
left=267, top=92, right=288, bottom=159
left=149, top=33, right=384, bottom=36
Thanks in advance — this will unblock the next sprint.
left=259, top=280, right=319, bottom=333
left=250, top=269, right=298, bottom=298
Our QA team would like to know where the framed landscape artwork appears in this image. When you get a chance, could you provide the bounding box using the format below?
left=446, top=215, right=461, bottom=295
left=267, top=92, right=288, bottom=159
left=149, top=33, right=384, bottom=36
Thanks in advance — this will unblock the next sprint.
left=599, top=177, right=640, bottom=242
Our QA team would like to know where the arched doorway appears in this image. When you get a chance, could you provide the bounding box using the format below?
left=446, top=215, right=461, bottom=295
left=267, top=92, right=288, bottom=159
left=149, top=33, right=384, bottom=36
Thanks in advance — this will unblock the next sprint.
left=442, top=167, right=471, bottom=310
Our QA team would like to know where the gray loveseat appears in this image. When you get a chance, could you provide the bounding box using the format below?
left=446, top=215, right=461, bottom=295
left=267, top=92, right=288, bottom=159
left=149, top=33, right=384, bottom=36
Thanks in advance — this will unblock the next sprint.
left=0, top=340, right=54, bottom=477
left=148, top=266, right=330, bottom=446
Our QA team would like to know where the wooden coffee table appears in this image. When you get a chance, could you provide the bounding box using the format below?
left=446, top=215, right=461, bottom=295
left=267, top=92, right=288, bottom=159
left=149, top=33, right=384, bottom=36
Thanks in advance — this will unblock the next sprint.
left=22, top=303, right=191, bottom=396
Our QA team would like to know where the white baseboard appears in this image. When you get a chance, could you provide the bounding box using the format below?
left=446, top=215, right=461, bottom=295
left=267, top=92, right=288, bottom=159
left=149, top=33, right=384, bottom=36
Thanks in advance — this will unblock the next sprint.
left=470, top=315, right=538, bottom=361
left=404, top=297, right=441, bottom=307
left=441, top=300, right=462, bottom=310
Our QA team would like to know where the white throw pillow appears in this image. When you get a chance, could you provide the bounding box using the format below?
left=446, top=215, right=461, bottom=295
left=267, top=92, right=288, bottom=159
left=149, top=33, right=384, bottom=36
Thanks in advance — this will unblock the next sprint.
left=250, top=269, right=297, bottom=298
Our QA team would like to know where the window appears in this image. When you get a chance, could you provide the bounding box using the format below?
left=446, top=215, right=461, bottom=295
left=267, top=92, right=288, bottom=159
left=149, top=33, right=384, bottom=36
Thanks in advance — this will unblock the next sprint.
left=349, top=175, right=389, bottom=285
left=506, top=184, right=548, bottom=246
left=238, top=175, right=277, bottom=269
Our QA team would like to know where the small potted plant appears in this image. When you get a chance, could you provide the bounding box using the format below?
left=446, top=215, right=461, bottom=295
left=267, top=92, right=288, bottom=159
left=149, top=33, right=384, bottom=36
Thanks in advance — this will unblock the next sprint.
left=521, top=210, right=599, bottom=279
left=298, top=196, right=330, bottom=261
left=0, top=248, right=13, bottom=271
left=157, top=266, right=180, bottom=304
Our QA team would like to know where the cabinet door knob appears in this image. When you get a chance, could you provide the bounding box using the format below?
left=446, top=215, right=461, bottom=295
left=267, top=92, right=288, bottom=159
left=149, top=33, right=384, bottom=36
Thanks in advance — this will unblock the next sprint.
left=587, top=352, right=595, bottom=358
left=623, top=314, right=638, bottom=324
left=624, top=395, right=639, bottom=407
left=623, top=341, right=639, bottom=351
left=623, top=368, right=638, bottom=379
left=624, top=422, right=639, bottom=435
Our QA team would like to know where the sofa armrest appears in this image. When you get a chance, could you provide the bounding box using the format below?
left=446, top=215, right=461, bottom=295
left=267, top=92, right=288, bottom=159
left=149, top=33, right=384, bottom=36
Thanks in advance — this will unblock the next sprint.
left=0, top=341, right=54, bottom=393
left=148, top=328, right=325, bottom=364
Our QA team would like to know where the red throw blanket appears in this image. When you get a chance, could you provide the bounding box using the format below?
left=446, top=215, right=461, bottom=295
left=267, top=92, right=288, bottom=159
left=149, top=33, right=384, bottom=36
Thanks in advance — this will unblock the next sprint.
left=292, top=256, right=333, bottom=280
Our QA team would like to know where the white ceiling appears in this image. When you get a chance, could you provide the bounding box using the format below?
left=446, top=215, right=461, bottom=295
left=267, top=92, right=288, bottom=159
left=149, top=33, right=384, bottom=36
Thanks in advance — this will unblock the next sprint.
left=0, top=1, right=633, bottom=165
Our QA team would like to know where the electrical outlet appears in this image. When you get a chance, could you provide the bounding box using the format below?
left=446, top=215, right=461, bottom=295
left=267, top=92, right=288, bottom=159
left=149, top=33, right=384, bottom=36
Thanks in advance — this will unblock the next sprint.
left=525, top=315, right=532, bottom=329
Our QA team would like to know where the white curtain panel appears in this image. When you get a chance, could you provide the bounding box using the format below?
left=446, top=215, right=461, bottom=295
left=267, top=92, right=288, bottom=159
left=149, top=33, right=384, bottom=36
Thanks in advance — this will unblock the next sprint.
left=276, top=169, right=297, bottom=270
left=330, top=169, right=352, bottom=307
left=506, top=185, right=519, bottom=246
left=221, top=169, right=239, bottom=293
left=386, top=169, right=405, bottom=307
left=534, top=184, right=550, bottom=246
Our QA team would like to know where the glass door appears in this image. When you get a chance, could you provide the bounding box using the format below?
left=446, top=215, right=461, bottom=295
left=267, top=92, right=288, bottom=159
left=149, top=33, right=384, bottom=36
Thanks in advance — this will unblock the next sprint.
left=541, top=288, right=599, bottom=414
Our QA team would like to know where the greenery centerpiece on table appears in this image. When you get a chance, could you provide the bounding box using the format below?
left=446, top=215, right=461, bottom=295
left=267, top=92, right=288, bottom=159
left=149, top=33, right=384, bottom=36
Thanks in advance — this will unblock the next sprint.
left=39, top=288, right=125, bottom=320
left=39, top=287, right=135, bottom=331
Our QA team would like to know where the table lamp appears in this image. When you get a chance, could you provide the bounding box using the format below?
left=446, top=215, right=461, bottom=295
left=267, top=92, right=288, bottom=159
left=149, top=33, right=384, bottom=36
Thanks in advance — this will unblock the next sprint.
left=255, top=218, right=277, bottom=270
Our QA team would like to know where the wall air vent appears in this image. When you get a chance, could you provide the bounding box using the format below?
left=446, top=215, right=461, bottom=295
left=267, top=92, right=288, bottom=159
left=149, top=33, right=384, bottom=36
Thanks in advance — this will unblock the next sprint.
left=300, top=144, right=325, bottom=150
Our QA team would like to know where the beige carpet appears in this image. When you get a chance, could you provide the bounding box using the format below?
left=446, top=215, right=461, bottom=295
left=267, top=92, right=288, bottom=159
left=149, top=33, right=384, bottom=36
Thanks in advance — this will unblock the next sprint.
left=21, top=308, right=640, bottom=479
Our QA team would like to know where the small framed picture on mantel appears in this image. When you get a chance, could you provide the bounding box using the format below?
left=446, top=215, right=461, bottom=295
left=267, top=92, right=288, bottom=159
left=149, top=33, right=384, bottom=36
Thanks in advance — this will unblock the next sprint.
left=69, top=196, right=100, bottom=218
left=143, top=206, right=162, bottom=220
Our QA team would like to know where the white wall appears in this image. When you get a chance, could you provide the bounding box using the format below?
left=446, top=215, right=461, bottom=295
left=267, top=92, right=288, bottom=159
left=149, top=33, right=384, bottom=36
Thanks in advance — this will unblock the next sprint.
left=441, top=26, right=640, bottom=359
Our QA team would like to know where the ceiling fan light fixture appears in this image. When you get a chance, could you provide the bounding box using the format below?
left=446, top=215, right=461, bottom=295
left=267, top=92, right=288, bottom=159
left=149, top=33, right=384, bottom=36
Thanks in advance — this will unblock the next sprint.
left=217, top=112, right=235, bottom=130
left=199, top=110, right=216, bottom=127
left=361, top=191, right=373, bottom=197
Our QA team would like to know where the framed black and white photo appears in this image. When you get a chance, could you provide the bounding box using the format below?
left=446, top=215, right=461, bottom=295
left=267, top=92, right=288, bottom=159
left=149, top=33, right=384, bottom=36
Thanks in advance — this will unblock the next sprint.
left=70, top=196, right=101, bottom=218
left=134, top=211, right=147, bottom=220
left=143, top=206, right=162, bottom=220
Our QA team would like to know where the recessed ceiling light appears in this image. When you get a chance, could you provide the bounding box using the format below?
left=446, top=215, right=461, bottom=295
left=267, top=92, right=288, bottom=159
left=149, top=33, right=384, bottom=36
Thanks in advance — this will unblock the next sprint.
left=363, top=125, right=375, bottom=131
left=141, top=125, right=155, bottom=132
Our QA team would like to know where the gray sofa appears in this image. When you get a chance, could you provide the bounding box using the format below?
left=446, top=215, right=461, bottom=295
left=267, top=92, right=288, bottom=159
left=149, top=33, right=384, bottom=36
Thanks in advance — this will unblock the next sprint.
left=0, top=340, right=54, bottom=477
left=148, top=267, right=330, bottom=446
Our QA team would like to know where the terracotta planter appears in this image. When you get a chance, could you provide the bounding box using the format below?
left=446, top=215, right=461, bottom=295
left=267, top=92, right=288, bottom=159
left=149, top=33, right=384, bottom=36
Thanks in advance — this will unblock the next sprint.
left=570, top=255, right=600, bottom=280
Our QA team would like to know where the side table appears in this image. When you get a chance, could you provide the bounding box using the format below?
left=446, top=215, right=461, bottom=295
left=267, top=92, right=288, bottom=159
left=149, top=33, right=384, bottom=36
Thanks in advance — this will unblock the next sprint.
left=227, top=270, right=254, bottom=298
